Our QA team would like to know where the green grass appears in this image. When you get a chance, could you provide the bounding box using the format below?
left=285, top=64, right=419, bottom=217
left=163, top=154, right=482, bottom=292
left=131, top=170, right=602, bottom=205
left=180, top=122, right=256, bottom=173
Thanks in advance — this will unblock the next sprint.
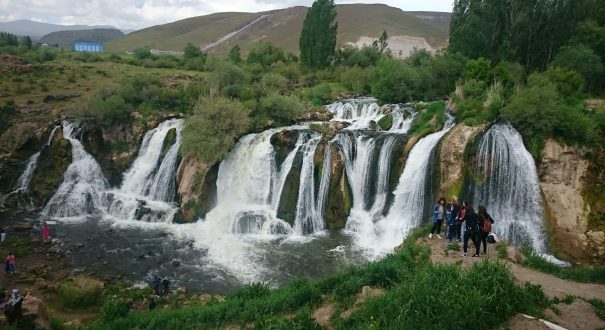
left=408, top=100, right=446, bottom=136
left=521, top=246, right=605, bottom=284
left=585, top=298, right=605, bottom=321
left=496, top=242, right=508, bottom=259
left=1, top=235, right=32, bottom=258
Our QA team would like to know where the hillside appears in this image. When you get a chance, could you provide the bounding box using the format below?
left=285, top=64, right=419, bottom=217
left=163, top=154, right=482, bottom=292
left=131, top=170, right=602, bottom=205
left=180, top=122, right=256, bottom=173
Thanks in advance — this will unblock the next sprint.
left=40, top=28, right=125, bottom=49
left=106, top=4, right=449, bottom=54
left=0, top=19, right=117, bottom=39
left=408, top=11, right=452, bottom=29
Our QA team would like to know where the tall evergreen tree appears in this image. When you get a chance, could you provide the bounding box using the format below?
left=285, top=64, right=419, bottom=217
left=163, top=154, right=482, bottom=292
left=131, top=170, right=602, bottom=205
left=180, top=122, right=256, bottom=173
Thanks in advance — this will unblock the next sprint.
left=299, top=0, right=337, bottom=69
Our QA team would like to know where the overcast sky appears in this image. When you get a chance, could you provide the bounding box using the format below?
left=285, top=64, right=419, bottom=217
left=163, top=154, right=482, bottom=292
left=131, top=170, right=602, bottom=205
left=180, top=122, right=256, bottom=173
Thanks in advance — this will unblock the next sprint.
left=0, top=0, right=453, bottom=30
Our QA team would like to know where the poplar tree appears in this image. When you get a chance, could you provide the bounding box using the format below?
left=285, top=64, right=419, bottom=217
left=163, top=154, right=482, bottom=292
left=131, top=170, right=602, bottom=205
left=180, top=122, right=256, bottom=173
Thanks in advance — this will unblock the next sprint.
left=299, top=0, right=337, bottom=69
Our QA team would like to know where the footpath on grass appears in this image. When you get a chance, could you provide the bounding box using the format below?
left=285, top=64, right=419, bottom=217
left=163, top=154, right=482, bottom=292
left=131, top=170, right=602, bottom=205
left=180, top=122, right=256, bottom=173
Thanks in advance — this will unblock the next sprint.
left=419, top=235, right=605, bottom=329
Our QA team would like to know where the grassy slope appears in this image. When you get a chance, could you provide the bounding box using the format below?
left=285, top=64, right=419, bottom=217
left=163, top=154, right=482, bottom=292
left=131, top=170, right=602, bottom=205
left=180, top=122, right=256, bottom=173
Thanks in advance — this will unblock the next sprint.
left=0, top=53, right=205, bottom=122
left=106, top=4, right=449, bottom=54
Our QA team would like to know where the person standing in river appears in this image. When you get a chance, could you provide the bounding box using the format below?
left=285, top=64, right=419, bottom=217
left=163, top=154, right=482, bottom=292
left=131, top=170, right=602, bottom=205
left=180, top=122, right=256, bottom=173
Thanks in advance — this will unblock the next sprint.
left=462, top=202, right=479, bottom=257
left=429, top=197, right=446, bottom=239
left=476, top=205, right=494, bottom=256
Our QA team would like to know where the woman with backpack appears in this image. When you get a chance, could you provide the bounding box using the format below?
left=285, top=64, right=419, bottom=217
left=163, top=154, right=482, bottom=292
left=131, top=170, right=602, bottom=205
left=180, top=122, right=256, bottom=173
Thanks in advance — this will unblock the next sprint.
left=462, top=202, right=479, bottom=257
left=429, top=197, right=446, bottom=239
left=476, top=205, right=494, bottom=256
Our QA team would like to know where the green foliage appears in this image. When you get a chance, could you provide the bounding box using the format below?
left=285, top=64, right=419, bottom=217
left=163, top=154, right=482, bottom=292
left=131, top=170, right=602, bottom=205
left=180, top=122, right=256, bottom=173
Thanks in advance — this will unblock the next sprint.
left=182, top=96, right=250, bottom=163
left=257, top=93, right=305, bottom=126
left=133, top=47, right=152, bottom=60
left=449, top=0, right=603, bottom=70
left=464, top=57, right=491, bottom=81
left=337, top=260, right=548, bottom=329
left=408, top=101, right=446, bottom=136
left=89, top=94, right=132, bottom=125
left=209, top=61, right=249, bottom=98
left=247, top=42, right=286, bottom=67
left=585, top=298, right=605, bottom=320
left=2, top=235, right=31, bottom=258
left=502, top=73, right=597, bottom=158
left=545, top=66, right=585, bottom=97
left=496, top=242, right=508, bottom=259
left=101, top=300, right=130, bottom=321
left=0, top=32, right=19, bottom=47
left=0, top=99, right=17, bottom=134
left=551, top=44, right=604, bottom=90
left=377, top=114, right=393, bottom=130
left=341, top=46, right=382, bottom=68
left=299, top=0, right=337, bottom=69
left=301, top=82, right=346, bottom=106
left=58, top=276, right=104, bottom=309
left=371, top=58, right=426, bottom=103
left=339, top=66, right=373, bottom=95
left=260, top=72, right=288, bottom=92
left=228, top=44, right=242, bottom=64
left=520, top=246, right=605, bottom=284
left=182, top=42, right=203, bottom=60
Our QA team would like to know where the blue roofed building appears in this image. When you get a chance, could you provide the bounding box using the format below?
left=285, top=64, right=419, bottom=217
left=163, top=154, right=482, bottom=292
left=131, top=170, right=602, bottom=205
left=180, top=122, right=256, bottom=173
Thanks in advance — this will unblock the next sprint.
left=73, top=42, right=103, bottom=52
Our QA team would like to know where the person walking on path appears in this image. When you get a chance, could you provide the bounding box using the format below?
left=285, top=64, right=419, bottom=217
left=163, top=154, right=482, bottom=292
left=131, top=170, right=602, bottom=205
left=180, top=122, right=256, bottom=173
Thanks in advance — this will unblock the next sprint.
left=429, top=197, right=446, bottom=239
left=41, top=223, right=51, bottom=240
left=0, top=227, right=5, bottom=243
left=462, top=202, right=479, bottom=257
left=476, top=205, right=494, bottom=256
left=446, top=196, right=460, bottom=243
left=5, top=253, right=16, bottom=274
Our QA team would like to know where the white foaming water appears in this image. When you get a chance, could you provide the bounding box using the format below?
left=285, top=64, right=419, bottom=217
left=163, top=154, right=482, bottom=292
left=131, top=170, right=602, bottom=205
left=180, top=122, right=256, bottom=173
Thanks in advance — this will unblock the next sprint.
left=293, top=135, right=322, bottom=235
left=347, top=114, right=455, bottom=258
left=103, top=118, right=183, bottom=223
left=43, top=121, right=108, bottom=217
left=471, top=123, right=547, bottom=251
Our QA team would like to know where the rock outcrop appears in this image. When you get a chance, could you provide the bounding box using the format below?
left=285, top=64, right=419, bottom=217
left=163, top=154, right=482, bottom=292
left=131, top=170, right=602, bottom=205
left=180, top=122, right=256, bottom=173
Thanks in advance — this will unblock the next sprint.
left=539, top=139, right=603, bottom=261
left=436, top=123, right=485, bottom=197
left=176, top=154, right=218, bottom=222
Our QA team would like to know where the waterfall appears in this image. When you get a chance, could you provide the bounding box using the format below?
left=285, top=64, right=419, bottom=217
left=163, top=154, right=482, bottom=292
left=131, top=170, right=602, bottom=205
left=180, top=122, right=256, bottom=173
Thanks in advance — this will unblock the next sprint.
left=103, top=118, right=183, bottom=223
left=470, top=122, right=547, bottom=251
left=348, top=113, right=455, bottom=258
left=11, top=125, right=61, bottom=195
left=293, top=136, right=322, bottom=235
left=43, top=121, right=108, bottom=218
left=315, top=145, right=332, bottom=224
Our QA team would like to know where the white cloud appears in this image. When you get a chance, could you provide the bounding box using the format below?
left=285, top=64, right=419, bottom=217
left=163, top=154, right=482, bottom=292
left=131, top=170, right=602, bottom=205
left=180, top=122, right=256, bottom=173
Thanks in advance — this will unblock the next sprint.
left=0, top=0, right=453, bottom=30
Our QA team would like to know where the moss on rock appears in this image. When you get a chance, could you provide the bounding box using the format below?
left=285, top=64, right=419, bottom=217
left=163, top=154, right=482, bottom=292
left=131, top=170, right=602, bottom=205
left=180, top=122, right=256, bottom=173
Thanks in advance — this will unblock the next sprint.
left=29, top=130, right=71, bottom=206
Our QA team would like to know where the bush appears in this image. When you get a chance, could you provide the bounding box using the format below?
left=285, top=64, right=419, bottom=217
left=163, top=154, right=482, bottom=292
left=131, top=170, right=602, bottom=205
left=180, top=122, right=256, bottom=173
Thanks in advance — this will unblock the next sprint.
left=340, top=66, right=373, bottom=95
left=101, top=299, right=130, bottom=321
left=247, top=42, right=286, bottom=67
left=181, top=96, right=250, bottom=163
left=209, top=61, right=249, bottom=98
left=257, top=93, right=305, bottom=126
left=408, top=101, right=446, bottom=136
left=58, top=276, right=104, bottom=309
left=545, top=66, right=585, bottom=98
left=551, top=44, right=604, bottom=90
left=133, top=47, right=152, bottom=60
left=371, top=58, right=424, bottom=103
left=260, top=72, right=288, bottom=92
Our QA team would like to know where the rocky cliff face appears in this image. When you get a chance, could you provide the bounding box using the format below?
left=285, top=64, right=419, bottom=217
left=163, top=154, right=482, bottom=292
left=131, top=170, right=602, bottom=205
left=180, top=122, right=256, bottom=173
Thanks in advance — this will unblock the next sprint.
left=436, top=123, right=485, bottom=197
left=175, top=154, right=218, bottom=223
left=539, top=140, right=604, bottom=262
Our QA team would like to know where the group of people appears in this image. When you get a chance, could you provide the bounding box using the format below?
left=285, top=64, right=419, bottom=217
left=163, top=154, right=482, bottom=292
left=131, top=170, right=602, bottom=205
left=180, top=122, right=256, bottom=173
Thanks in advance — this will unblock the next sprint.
left=430, top=196, right=495, bottom=257
left=1, top=289, right=27, bottom=325
left=151, top=274, right=171, bottom=298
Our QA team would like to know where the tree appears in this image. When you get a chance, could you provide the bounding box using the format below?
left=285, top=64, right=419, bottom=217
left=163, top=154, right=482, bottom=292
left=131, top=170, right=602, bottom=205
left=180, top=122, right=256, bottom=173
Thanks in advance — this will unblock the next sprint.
left=550, top=44, right=604, bottom=90
left=299, top=0, right=337, bottom=69
left=229, top=45, right=241, bottom=64
left=373, top=30, right=388, bottom=54
left=247, top=42, right=286, bottom=67
left=183, top=42, right=203, bottom=59
left=133, top=47, right=152, bottom=59
left=371, top=58, right=423, bottom=103
left=20, top=36, right=32, bottom=49
left=181, top=96, right=250, bottom=163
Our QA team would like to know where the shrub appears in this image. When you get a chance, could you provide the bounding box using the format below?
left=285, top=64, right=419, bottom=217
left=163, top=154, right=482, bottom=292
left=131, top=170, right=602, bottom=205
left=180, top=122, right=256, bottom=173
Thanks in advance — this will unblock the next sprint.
left=340, top=66, right=372, bottom=95
left=181, top=96, right=250, bottom=163
left=260, top=72, right=288, bottom=92
left=133, top=47, right=152, bottom=60
left=209, top=61, right=249, bottom=98
left=551, top=44, right=604, bottom=90
left=100, top=299, right=130, bottom=321
left=247, top=42, right=286, bottom=67
left=545, top=66, right=585, bottom=98
left=58, top=276, right=104, bottom=309
left=258, top=93, right=305, bottom=126
left=371, top=58, right=423, bottom=103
